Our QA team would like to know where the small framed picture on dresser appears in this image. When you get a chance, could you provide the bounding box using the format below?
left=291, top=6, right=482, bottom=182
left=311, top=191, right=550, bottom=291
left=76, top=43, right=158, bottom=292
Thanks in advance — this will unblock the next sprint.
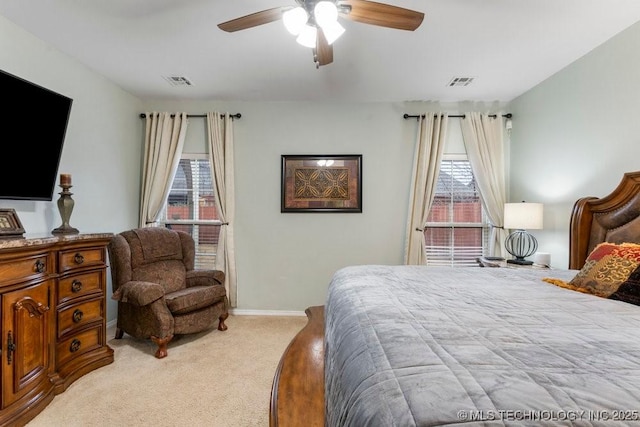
left=0, top=209, right=25, bottom=238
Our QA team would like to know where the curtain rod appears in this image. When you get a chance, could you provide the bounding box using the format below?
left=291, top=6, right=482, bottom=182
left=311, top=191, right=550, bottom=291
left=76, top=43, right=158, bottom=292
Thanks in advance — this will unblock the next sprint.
left=403, top=113, right=512, bottom=120
left=139, top=113, right=241, bottom=119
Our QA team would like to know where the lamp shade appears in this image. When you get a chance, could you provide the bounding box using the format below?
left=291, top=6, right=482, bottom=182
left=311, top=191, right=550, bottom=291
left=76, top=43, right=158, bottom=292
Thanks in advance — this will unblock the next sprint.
left=320, top=20, right=345, bottom=44
left=314, top=1, right=338, bottom=27
left=296, top=24, right=317, bottom=48
left=283, top=7, right=308, bottom=35
left=503, top=202, right=543, bottom=230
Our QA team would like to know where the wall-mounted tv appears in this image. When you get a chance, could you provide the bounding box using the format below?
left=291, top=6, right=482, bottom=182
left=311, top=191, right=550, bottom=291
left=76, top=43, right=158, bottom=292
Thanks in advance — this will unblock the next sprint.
left=0, top=69, right=73, bottom=201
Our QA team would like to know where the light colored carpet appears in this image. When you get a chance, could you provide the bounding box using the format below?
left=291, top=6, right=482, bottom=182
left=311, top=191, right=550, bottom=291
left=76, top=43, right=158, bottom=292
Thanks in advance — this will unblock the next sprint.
left=27, top=314, right=308, bottom=427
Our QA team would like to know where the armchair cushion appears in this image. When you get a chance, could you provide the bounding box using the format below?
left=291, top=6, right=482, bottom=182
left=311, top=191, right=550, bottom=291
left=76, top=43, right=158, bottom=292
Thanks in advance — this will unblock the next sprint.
left=112, top=281, right=165, bottom=306
left=165, top=285, right=227, bottom=315
left=186, top=270, right=225, bottom=287
left=132, top=259, right=187, bottom=294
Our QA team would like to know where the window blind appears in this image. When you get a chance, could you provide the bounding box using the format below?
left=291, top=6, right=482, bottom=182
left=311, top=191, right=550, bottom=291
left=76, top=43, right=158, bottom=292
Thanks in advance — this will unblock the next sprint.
left=159, top=157, right=222, bottom=269
left=424, top=159, right=488, bottom=267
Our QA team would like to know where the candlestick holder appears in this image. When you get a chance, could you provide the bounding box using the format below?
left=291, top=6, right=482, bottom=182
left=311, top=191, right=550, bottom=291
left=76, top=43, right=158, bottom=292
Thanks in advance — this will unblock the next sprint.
left=52, top=181, right=79, bottom=235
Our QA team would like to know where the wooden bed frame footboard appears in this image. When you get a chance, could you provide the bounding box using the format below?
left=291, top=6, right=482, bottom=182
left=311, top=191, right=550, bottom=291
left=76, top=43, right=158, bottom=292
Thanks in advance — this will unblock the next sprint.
left=270, top=306, right=325, bottom=427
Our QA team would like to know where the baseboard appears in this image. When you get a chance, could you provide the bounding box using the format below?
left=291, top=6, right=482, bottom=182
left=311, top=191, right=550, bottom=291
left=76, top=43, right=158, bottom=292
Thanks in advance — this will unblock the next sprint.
left=230, top=309, right=306, bottom=317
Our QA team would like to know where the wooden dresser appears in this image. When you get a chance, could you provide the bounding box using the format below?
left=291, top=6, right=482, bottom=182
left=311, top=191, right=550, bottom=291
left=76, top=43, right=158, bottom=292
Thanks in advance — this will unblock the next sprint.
left=0, top=233, right=114, bottom=426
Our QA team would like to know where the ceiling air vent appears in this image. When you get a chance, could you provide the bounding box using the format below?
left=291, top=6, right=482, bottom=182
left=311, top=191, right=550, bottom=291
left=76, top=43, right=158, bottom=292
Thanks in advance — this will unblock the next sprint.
left=447, top=77, right=474, bottom=87
left=163, top=75, right=193, bottom=87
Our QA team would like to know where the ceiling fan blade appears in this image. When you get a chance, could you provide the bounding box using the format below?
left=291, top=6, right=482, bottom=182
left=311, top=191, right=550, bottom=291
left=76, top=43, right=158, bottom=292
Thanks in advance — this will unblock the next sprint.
left=315, top=29, right=334, bottom=67
left=338, top=0, right=424, bottom=31
left=218, top=7, right=286, bottom=32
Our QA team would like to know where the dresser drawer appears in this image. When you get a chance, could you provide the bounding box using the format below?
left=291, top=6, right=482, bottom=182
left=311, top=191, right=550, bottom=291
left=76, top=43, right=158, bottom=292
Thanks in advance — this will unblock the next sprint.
left=58, top=299, right=102, bottom=338
left=56, top=325, right=102, bottom=366
left=0, top=252, right=51, bottom=285
left=58, top=271, right=104, bottom=304
left=59, top=247, right=106, bottom=273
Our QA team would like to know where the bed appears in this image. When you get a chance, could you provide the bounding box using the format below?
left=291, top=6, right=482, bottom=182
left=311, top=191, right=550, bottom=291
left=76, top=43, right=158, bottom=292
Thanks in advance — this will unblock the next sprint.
left=270, top=171, right=640, bottom=427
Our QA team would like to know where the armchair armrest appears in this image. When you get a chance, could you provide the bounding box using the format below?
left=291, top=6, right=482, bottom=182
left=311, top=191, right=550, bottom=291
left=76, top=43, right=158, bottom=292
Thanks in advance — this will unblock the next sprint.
left=186, top=270, right=225, bottom=287
left=111, top=281, right=165, bottom=306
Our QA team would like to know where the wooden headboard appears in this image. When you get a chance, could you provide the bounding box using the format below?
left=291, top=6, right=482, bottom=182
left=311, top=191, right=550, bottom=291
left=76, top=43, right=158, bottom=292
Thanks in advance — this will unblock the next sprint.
left=569, top=171, right=640, bottom=269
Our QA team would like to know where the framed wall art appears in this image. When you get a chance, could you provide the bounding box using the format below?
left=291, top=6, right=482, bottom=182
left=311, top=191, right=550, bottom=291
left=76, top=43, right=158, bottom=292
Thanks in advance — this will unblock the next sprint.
left=0, top=208, right=25, bottom=238
left=281, top=154, right=362, bottom=213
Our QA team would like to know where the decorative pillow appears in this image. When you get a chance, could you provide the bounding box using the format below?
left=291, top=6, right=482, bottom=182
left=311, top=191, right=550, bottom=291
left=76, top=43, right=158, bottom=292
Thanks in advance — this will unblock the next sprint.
left=609, top=264, right=640, bottom=306
left=543, top=242, right=640, bottom=298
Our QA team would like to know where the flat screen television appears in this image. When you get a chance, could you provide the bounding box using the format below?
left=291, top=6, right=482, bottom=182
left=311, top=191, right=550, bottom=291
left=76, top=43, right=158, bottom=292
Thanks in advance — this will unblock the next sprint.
left=0, top=69, right=73, bottom=201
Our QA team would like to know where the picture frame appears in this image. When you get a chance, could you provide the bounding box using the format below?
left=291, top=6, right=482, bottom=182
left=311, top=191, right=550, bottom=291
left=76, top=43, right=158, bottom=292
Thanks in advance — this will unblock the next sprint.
left=0, top=208, right=25, bottom=238
left=281, top=154, right=362, bottom=213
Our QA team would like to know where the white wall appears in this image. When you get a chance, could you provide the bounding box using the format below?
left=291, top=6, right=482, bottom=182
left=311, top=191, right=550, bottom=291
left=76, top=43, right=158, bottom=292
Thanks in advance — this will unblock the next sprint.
left=508, top=21, right=640, bottom=268
left=0, top=15, right=143, bottom=320
left=144, top=101, right=418, bottom=310
left=143, top=101, right=507, bottom=311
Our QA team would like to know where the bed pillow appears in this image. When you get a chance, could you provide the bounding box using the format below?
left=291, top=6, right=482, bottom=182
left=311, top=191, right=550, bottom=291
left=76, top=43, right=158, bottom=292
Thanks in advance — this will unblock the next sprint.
left=543, top=242, right=640, bottom=297
left=608, top=264, right=640, bottom=305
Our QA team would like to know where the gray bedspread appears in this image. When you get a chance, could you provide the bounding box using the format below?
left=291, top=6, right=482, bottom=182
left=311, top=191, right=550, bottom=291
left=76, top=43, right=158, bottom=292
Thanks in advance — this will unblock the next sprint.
left=325, top=265, right=640, bottom=426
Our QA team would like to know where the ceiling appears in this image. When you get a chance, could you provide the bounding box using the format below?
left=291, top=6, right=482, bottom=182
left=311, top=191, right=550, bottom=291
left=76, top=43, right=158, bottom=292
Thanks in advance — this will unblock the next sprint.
left=2, top=0, right=640, bottom=103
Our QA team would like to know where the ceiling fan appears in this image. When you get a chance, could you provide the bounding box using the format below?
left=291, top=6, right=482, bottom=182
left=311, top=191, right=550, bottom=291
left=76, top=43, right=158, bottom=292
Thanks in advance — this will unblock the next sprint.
left=218, top=0, right=424, bottom=68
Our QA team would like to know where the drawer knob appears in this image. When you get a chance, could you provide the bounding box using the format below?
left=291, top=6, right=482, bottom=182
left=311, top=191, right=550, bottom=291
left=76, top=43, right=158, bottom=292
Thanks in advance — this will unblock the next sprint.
left=71, top=280, right=83, bottom=293
left=74, top=253, right=85, bottom=264
left=34, top=259, right=45, bottom=273
left=69, top=339, right=81, bottom=353
left=72, top=309, right=84, bottom=323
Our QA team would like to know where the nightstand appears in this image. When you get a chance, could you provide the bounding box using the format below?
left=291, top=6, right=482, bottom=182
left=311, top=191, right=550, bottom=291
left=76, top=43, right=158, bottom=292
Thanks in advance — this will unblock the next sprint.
left=476, top=256, right=550, bottom=269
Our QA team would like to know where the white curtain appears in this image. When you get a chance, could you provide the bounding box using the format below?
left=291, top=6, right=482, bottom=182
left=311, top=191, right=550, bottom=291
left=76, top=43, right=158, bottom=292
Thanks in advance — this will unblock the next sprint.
left=460, top=112, right=508, bottom=257
left=206, top=112, right=237, bottom=307
left=139, top=112, right=188, bottom=227
left=404, top=113, right=449, bottom=265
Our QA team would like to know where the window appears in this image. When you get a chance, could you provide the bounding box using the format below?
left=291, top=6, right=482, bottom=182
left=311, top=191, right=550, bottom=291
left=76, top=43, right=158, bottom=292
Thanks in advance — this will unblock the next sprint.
left=158, top=155, right=222, bottom=269
left=424, top=156, right=488, bottom=267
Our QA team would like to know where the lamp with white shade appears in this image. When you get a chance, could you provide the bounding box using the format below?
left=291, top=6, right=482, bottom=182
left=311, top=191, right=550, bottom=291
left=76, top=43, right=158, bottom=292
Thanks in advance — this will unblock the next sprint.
left=503, top=202, right=543, bottom=265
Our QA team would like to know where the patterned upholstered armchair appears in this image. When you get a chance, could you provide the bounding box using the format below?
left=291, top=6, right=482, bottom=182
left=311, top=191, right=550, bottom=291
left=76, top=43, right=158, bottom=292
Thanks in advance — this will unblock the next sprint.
left=108, top=227, right=229, bottom=358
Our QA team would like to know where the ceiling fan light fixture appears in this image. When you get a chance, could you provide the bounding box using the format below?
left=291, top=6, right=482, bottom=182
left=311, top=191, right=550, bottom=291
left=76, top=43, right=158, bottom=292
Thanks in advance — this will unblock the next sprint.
left=296, top=24, right=317, bottom=48
left=314, top=1, right=339, bottom=27
left=218, top=1, right=425, bottom=66
left=321, top=20, right=345, bottom=44
left=282, top=6, right=308, bottom=35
